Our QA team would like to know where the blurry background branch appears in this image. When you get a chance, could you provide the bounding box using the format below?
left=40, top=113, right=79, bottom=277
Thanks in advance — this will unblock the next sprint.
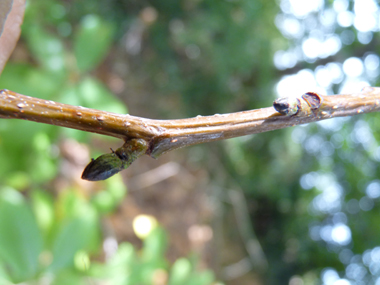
left=0, top=0, right=25, bottom=74
left=1, top=87, right=380, bottom=158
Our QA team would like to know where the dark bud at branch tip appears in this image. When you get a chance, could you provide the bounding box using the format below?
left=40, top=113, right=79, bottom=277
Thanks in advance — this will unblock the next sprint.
left=81, top=152, right=124, bottom=181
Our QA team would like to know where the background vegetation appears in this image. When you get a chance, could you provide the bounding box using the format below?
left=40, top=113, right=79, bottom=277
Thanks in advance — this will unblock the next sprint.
left=0, top=0, right=380, bottom=284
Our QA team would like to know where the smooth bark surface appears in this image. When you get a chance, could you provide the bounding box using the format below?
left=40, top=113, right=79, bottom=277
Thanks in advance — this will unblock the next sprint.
left=0, top=87, right=379, bottom=158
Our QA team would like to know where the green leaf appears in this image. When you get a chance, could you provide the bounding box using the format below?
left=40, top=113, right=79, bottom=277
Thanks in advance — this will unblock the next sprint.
left=29, top=132, right=58, bottom=183
left=105, top=243, right=139, bottom=285
left=0, top=63, right=66, bottom=99
left=48, top=218, right=92, bottom=273
left=52, top=267, right=87, bottom=285
left=57, top=84, right=83, bottom=106
left=106, top=175, right=127, bottom=202
left=31, top=190, right=55, bottom=235
left=5, top=172, right=30, bottom=190
left=74, top=14, right=115, bottom=72
left=0, top=119, right=58, bottom=181
left=169, top=258, right=192, bottom=285
left=92, top=190, right=115, bottom=213
left=108, top=242, right=136, bottom=267
left=142, top=227, right=167, bottom=263
left=77, top=77, right=127, bottom=114
left=92, top=175, right=128, bottom=213
left=23, top=25, right=66, bottom=73
left=0, top=260, right=12, bottom=283
left=0, top=187, right=43, bottom=282
left=187, top=270, right=215, bottom=285
left=48, top=190, right=100, bottom=272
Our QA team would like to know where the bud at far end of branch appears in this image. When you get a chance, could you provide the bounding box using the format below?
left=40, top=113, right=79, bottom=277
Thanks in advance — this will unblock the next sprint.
left=273, top=97, right=300, bottom=116
left=273, top=92, right=323, bottom=116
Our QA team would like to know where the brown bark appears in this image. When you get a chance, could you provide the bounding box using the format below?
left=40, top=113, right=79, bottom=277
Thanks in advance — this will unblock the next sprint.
left=1, top=87, right=379, bottom=158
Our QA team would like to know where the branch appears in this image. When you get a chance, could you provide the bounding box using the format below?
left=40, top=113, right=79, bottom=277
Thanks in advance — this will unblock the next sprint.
left=1, top=87, right=380, bottom=159
left=0, top=0, right=25, bottom=74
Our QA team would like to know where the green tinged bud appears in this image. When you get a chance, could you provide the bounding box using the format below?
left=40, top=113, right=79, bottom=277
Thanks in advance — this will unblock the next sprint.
left=82, top=139, right=148, bottom=181
left=273, top=97, right=300, bottom=116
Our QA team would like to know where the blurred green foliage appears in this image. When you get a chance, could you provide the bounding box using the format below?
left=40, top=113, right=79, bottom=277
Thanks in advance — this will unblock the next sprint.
left=0, top=0, right=215, bottom=284
left=0, top=0, right=126, bottom=180
left=0, top=186, right=214, bottom=284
